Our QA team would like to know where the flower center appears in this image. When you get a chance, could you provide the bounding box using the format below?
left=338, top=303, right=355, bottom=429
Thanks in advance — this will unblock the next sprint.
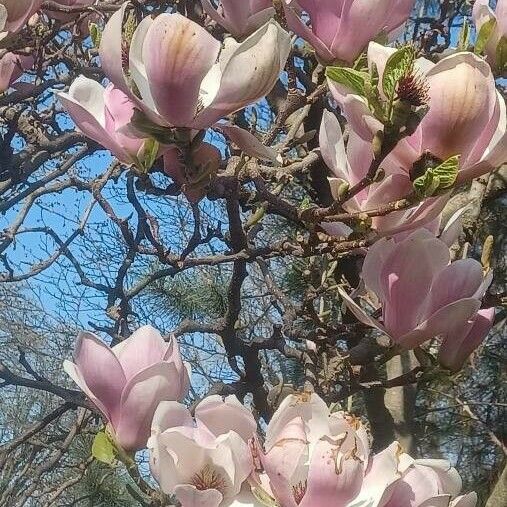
left=292, top=480, right=308, bottom=505
left=190, top=464, right=227, bottom=495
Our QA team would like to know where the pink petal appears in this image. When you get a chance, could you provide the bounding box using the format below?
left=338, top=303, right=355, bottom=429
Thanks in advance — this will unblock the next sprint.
left=111, top=325, right=169, bottom=382
left=361, top=238, right=397, bottom=299
left=399, top=298, right=481, bottom=350
left=451, top=493, right=478, bottom=507
left=195, top=395, right=257, bottom=443
left=218, top=124, right=279, bottom=162
left=173, top=485, right=223, bottom=507
left=438, top=307, right=495, bottom=372
left=116, top=362, right=184, bottom=450
left=71, top=331, right=125, bottom=424
left=142, top=13, right=221, bottom=127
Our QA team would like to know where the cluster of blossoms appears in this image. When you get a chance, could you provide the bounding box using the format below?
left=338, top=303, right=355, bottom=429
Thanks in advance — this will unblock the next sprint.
left=3, top=0, right=502, bottom=503
left=65, top=327, right=478, bottom=507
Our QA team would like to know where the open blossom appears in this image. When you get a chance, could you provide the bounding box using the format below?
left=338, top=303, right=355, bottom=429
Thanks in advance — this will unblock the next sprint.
left=201, top=0, right=275, bottom=38
left=64, top=326, right=189, bottom=451
left=97, top=4, right=289, bottom=160
left=383, top=458, right=477, bottom=507
left=256, top=392, right=402, bottom=507
left=329, top=43, right=507, bottom=183
left=148, top=395, right=257, bottom=507
left=339, top=229, right=495, bottom=372
left=56, top=75, right=152, bottom=165
left=473, top=0, right=507, bottom=70
left=0, top=52, right=33, bottom=93
left=283, top=0, right=415, bottom=64
left=319, top=109, right=447, bottom=237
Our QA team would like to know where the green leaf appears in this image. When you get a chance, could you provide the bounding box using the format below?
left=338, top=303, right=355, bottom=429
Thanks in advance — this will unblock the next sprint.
left=457, top=19, right=470, bottom=51
left=413, top=155, right=460, bottom=197
left=496, top=36, right=507, bottom=72
left=382, top=45, right=416, bottom=99
left=325, top=67, right=370, bottom=96
left=475, top=18, right=496, bottom=55
left=137, top=138, right=160, bottom=172
left=92, top=431, right=116, bottom=465
left=89, top=23, right=102, bottom=48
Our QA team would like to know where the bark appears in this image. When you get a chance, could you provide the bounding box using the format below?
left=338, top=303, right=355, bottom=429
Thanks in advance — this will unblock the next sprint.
left=384, top=350, right=419, bottom=455
left=486, top=462, right=507, bottom=507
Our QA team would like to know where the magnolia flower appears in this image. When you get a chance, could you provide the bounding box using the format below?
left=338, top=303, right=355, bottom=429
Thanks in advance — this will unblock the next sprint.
left=148, top=395, right=257, bottom=507
left=201, top=0, right=275, bottom=38
left=283, top=0, right=415, bottom=64
left=319, top=110, right=447, bottom=237
left=339, top=229, right=495, bottom=371
left=329, top=43, right=507, bottom=183
left=256, top=392, right=410, bottom=507
left=0, top=0, right=41, bottom=36
left=98, top=5, right=289, bottom=159
left=473, top=0, right=507, bottom=71
left=0, top=52, right=32, bottom=93
left=64, top=325, right=189, bottom=451
left=383, top=458, right=477, bottom=507
left=57, top=75, right=153, bottom=165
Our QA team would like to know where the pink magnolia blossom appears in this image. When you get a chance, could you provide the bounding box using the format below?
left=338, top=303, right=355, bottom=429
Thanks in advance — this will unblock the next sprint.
left=201, top=0, right=275, bottom=38
left=148, top=395, right=257, bottom=507
left=56, top=75, right=152, bottom=165
left=97, top=5, right=289, bottom=161
left=0, top=0, right=41, bottom=36
left=319, top=109, right=447, bottom=237
left=283, top=0, right=415, bottom=64
left=256, top=392, right=407, bottom=507
left=64, top=325, right=190, bottom=451
left=0, top=52, right=32, bottom=93
left=329, top=43, right=507, bottom=183
left=383, top=457, right=477, bottom=507
left=339, top=229, right=495, bottom=371
left=473, top=0, right=507, bottom=70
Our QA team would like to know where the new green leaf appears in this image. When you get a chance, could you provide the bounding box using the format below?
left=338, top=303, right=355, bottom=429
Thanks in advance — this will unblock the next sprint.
left=475, top=18, right=496, bottom=55
left=413, top=155, right=460, bottom=197
left=92, top=431, right=116, bottom=465
left=325, top=67, right=370, bottom=96
left=382, top=45, right=416, bottom=99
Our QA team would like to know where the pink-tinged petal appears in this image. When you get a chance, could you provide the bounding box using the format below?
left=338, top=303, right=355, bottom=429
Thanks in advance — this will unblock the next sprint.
left=1, top=0, right=42, bottom=33
left=142, top=13, right=220, bottom=127
left=151, top=401, right=194, bottom=435
left=473, top=0, right=495, bottom=32
left=57, top=76, right=133, bottom=163
left=319, top=110, right=351, bottom=181
left=301, top=438, right=364, bottom=507
left=385, top=459, right=461, bottom=507
left=361, top=238, right=397, bottom=299
left=265, top=393, right=330, bottom=450
left=439, top=207, right=468, bottom=247
left=98, top=5, right=128, bottom=92
left=458, top=92, right=507, bottom=183
left=0, top=52, right=22, bottom=92
left=71, top=331, right=125, bottom=424
left=195, top=20, right=291, bottom=127
left=357, top=442, right=407, bottom=507
left=451, top=493, right=478, bottom=507
left=367, top=42, right=397, bottom=85
left=418, top=496, right=452, bottom=507
left=337, top=286, right=387, bottom=334
left=116, top=362, right=183, bottom=450
left=164, top=334, right=190, bottom=399
left=260, top=417, right=307, bottom=507
left=63, top=360, right=110, bottom=419
left=427, top=259, right=484, bottom=314
left=218, top=124, right=279, bottom=162
left=111, top=325, right=168, bottom=382
left=420, top=52, right=498, bottom=164
left=398, top=298, right=481, bottom=350
left=195, top=395, right=257, bottom=443
left=496, top=0, right=507, bottom=35
left=385, top=0, right=416, bottom=34
left=439, top=307, right=495, bottom=372
left=380, top=232, right=450, bottom=338
left=282, top=1, right=335, bottom=63
left=173, top=485, right=223, bottom=507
